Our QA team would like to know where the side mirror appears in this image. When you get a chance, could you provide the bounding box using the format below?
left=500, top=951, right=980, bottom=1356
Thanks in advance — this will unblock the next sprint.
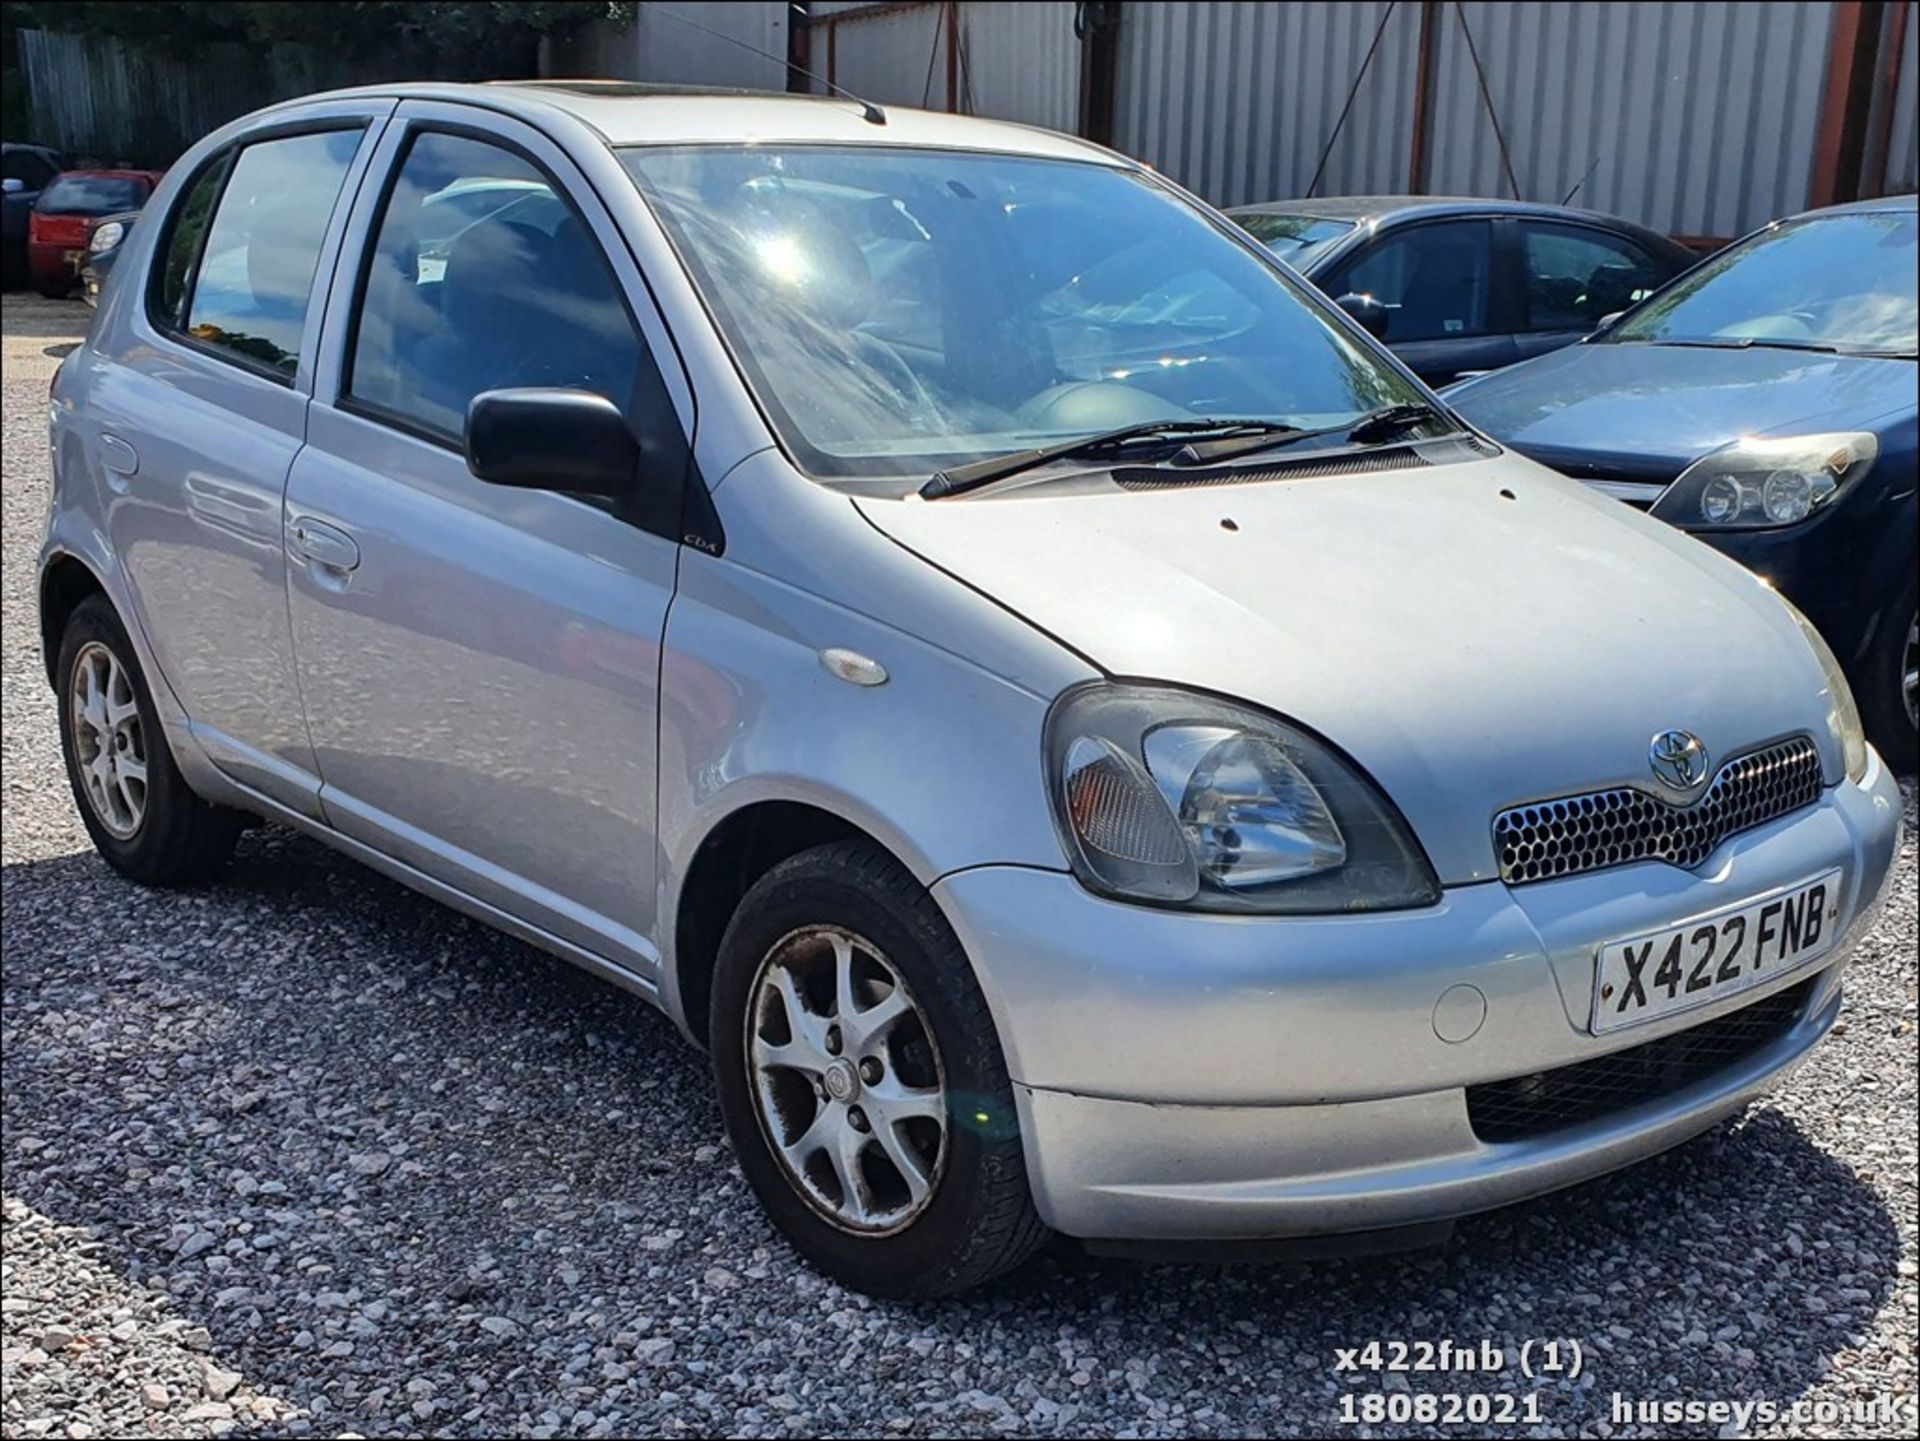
left=465, top=388, right=637, bottom=497
left=1594, top=310, right=1625, bottom=334
left=1335, top=292, right=1389, bottom=340
left=1, top=177, right=25, bottom=195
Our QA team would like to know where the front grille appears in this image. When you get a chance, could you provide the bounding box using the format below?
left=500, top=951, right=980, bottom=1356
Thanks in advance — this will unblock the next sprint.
left=1494, top=736, right=1823, bottom=886
left=1466, top=979, right=1814, bottom=1143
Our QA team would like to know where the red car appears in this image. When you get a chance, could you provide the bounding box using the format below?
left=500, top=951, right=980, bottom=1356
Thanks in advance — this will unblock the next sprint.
left=28, top=169, right=163, bottom=297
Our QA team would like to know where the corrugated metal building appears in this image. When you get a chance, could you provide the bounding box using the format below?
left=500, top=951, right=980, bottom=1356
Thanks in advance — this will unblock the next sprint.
left=576, top=0, right=1915, bottom=239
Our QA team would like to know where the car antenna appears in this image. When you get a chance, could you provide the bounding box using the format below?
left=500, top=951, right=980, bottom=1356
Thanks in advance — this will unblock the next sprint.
left=648, top=6, right=888, bottom=125
left=1560, top=153, right=1603, bottom=206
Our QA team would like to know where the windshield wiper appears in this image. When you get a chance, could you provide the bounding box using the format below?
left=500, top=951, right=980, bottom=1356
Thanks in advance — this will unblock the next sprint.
left=1651, top=337, right=1844, bottom=354
left=919, top=419, right=1306, bottom=499
left=1169, top=402, right=1450, bottom=466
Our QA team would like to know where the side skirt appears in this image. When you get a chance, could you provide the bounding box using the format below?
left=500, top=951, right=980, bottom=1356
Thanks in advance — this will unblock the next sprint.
left=194, top=772, right=666, bottom=1009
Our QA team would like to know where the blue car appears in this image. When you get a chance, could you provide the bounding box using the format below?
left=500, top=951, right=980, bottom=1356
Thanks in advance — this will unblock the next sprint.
left=1228, top=196, right=1693, bottom=387
left=1448, top=195, right=1918, bottom=767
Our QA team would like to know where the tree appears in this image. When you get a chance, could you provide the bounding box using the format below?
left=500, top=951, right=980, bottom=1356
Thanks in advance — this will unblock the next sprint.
left=6, top=2, right=635, bottom=76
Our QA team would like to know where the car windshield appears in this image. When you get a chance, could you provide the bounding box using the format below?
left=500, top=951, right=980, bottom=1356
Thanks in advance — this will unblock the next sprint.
left=38, top=175, right=146, bottom=214
left=622, top=146, right=1421, bottom=481
left=1232, top=211, right=1355, bottom=267
left=1609, top=210, right=1917, bottom=357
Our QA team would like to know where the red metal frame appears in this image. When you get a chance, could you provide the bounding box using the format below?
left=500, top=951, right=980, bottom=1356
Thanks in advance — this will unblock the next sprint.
left=1809, top=0, right=1885, bottom=208
left=1407, top=0, right=1441, bottom=194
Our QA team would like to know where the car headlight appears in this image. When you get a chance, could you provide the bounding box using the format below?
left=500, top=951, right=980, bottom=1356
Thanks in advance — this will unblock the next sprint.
left=1779, top=599, right=1869, bottom=783
left=1044, top=683, right=1440, bottom=913
left=87, top=221, right=125, bottom=255
left=1652, top=432, right=1877, bottom=530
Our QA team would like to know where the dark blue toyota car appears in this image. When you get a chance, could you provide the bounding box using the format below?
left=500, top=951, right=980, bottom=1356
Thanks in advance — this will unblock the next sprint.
left=1448, top=194, right=1918, bottom=767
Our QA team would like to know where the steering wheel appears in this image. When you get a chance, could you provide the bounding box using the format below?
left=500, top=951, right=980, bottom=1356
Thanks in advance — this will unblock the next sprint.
left=1015, top=380, right=1195, bottom=432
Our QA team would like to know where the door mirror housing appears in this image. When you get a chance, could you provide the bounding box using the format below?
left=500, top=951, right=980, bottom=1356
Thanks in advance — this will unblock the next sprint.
left=1335, top=292, right=1390, bottom=340
left=1593, top=310, right=1626, bottom=334
left=1, top=177, right=25, bottom=195
left=465, top=388, right=637, bottom=497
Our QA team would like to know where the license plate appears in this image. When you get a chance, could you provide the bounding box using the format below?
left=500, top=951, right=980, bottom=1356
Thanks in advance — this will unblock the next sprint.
left=1592, top=869, right=1842, bottom=1035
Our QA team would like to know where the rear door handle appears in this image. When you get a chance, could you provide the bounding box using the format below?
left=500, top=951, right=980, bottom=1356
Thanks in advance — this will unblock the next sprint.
left=288, top=516, right=362, bottom=573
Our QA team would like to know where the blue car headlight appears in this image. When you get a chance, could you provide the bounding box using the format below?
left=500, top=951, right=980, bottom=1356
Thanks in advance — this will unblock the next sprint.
left=1652, top=432, right=1878, bottom=530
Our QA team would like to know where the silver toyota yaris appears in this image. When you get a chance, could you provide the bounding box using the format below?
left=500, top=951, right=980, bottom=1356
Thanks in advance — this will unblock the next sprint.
left=40, top=83, right=1904, bottom=1297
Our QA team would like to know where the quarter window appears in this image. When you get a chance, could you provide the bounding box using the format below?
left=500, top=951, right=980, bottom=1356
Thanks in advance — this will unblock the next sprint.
left=1518, top=223, right=1666, bottom=332
left=1332, top=221, right=1492, bottom=342
left=155, top=128, right=363, bottom=378
left=345, top=131, right=640, bottom=442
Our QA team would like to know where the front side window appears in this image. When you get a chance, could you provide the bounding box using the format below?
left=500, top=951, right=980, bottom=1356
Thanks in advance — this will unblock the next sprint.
left=1519, top=223, right=1665, bottom=333
left=1610, top=211, right=1917, bottom=356
left=623, top=146, right=1421, bottom=482
left=1331, top=221, right=1492, bottom=344
left=156, top=128, right=363, bottom=377
left=345, top=130, right=641, bottom=441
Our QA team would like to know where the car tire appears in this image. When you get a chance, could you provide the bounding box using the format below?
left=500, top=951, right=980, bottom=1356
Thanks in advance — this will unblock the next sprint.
left=709, top=839, right=1049, bottom=1298
left=32, top=276, right=73, bottom=299
left=56, top=596, right=243, bottom=884
left=1858, top=586, right=1918, bottom=775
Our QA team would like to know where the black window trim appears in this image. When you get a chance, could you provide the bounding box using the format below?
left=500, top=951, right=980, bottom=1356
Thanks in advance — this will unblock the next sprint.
left=337, top=119, right=653, bottom=449
left=335, top=118, right=710, bottom=548
left=144, top=116, right=372, bottom=389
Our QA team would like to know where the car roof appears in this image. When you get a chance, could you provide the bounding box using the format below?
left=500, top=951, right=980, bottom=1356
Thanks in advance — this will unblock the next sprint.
left=1793, top=192, right=1918, bottom=218
left=1225, top=194, right=1662, bottom=229
left=258, top=81, right=1122, bottom=166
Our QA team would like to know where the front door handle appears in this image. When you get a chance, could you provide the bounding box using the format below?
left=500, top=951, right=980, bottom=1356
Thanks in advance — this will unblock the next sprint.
left=289, top=516, right=362, bottom=573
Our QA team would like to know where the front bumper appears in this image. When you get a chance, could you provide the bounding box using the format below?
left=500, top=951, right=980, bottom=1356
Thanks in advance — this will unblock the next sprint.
left=934, top=753, right=1903, bottom=1241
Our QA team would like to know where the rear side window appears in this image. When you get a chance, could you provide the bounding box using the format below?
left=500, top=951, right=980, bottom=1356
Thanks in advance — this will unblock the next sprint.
left=344, top=130, right=640, bottom=441
left=153, top=128, right=362, bottom=379
left=37, top=174, right=146, bottom=213
left=1519, top=223, right=1667, bottom=332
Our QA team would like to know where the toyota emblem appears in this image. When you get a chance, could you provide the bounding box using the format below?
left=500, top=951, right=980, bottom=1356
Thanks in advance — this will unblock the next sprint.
left=1649, top=729, right=1709, bottom=791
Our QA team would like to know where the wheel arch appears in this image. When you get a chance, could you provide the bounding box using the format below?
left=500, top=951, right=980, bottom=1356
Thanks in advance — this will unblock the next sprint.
left=671, top=798, right=903, bottom=1048
left=38, top=551, right=110, bottom=687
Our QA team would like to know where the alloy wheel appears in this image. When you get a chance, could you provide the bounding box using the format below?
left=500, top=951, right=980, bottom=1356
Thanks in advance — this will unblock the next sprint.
left=746, top=925, right=948, bottom=1234
left=68, top=640, right=147, bottom=839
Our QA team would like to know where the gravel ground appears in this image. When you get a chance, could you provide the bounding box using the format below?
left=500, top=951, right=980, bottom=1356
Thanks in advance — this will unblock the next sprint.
left=3, top=292, right=1916, bottom=1439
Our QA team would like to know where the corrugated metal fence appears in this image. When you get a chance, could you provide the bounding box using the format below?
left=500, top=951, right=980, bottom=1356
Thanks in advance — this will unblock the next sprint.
left=1113, top=1, right=1853, bottom=236
left=1423, top=2, right=1839, bottom=239
left=1885, top=2, right=1919, bottom=190
left=798, top=1, right=1079, bottom=133
left=18, top=29, right=359, bottom=167
left=605, top=1, right=1909, bottom=236
left=1114, top=2, right=1420, bottom=204
left=26, top=3, right=1913, bottom=235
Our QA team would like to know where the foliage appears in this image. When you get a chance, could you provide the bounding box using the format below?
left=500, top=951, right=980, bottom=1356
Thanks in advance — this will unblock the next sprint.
left=4, top=2, right=635, bottom=74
